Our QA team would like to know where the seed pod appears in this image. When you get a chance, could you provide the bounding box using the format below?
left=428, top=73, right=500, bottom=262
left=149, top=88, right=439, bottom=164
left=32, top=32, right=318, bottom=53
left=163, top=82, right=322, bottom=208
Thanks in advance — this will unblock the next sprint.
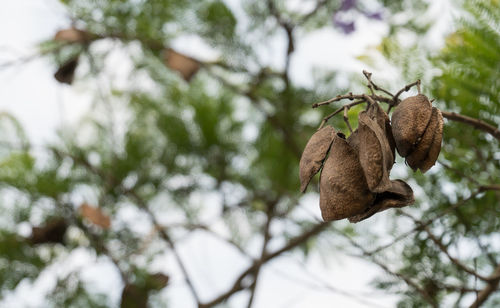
left=29, top=219, right=68, bottom=245
left=347, top=128, right=359, bottom=152
left=348, top=179, right=414, bottom=223
left=358, top=110, right=392, bottom=193
left=391, top=94, right=433, bottom=157
left=406, top=107, right=443, bottom=172
left=54, top=56, right=79, bottom=85
left=299, top=126, right=336, bottom=192
left=366, top=102, right=395, bottom=170
left=320, top=133, right=375, bottom=221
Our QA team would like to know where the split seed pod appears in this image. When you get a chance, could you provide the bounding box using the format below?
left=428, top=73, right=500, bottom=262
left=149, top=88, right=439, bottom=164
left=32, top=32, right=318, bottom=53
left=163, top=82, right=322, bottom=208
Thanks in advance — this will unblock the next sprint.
left=366, top=101, right=396, bottom=161
left=391, top=94, right=443, bottom=173
left=299, top=126, right=336, bottom=192
left=358, top=104, right=394, bottom=193
left=348, top=179, right=414, bottom=223
left=406, top=107, right=443, bottom=172
left=391, top=94, right=433, bottom=157
left=320, top=133, right=375, bottom=221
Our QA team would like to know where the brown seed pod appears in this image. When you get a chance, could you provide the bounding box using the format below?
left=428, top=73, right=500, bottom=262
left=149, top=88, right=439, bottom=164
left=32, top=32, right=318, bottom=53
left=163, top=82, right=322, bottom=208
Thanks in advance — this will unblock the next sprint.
left=366, top=102, right=395, bottom=170
left=299, top=126, right=336, bottom=192
left=406, top=107, right=443, bottom=172
left=320, top=133, right=375, bottom=221
left=54, top=28, right=92, bottom=43
left=164, top=48, right=201, bottom=82
left=348, top=179, right=414, bottom=223
left=54, top=56, right=79, bottom=85
left=391, top=94, right=433, bottom=157
left=358, top=110, right=393, bottom=193
left=29, top=219, right=68, bottom=245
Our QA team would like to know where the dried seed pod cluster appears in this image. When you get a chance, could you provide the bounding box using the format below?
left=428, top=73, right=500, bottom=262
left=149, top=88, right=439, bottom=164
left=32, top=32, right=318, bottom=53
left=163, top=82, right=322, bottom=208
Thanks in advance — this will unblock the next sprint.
left=300, top=91, right=443, bottom=223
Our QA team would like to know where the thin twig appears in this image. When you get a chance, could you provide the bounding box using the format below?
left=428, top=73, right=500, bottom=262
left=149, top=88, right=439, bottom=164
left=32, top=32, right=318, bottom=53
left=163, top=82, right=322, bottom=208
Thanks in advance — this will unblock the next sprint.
left=200, top=221, right=330, bottom=307
left=343, top=106, right=353, bottom=133
left=313, top=93, right=366, bottom=108
left=247, top=208, right=274, bottom=308
left=336, top=230, right=438, bottom=307
left=401, top=212, right=491, bottom=281
left=362, top=70, right=394, bottom=98
left=267, top=0, right=294, bottom=87
left=317, top=99, right=364, bottom=130
left=393, top=80, right=421, bottom=106
left=365, top=185, right=497, bottom=256
left=126, top=190, right=203, bottom=306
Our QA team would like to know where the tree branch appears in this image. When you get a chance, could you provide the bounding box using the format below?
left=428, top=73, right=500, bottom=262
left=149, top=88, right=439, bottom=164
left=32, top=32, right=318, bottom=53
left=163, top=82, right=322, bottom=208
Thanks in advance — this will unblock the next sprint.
left=469, top=264, right=500, bottom=308
left=200, top=221, right=330, bottom=307
left=246, top=208, right=274, bottom=308
left=441, top=111, right=500, bottom=141
left=337, top=230, right=438, bottom=308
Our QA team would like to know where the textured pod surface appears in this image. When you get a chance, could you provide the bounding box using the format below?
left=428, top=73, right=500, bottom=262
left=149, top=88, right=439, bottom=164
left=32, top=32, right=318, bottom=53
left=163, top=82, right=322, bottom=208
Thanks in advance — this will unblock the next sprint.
left=320, top=133, right=375, bottom=221
left=348, top=180, right=414, bottom=223
left=391, top=94, right=433, bottom=157
left=358, top=111, right=393, bottom=193
left=407, top=107, right=444, bottom=172
left=347, top=129, right=359, bottom=153
left=366, top=103, right=395, bottom=170
left=299, top=126, right=336, bottom=192
left=406, top=107, right=442, bottom=171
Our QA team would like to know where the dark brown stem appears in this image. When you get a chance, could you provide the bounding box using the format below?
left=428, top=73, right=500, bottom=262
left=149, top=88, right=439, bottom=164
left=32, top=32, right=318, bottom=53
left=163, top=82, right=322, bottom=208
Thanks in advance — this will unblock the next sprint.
left=200, top=221, right=330, bottom=307
left=313, top=93, right=366, bottom=108
left=362, top=70, right=394, bottom=98
left=337, top=230, right=438, bottom=307
left=393, top=79, right=421, bottom=106
left=343, top=106, right=353, bottom=133
left=365, top=185, right=500, bottom=256
left=402, top=212, right=491, bottom=281
left=441, top=111, right=500, bottom=141
left=247, top=209, right=274, bottom=308
left=317, top=100, right=365, bottom=130
left=469, top=265, right=500, bottom=308
left=267, top=0, right=294, bottom=87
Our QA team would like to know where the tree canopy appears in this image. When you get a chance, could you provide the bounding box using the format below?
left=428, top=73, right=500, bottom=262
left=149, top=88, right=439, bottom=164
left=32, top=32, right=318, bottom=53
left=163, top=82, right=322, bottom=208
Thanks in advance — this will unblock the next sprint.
left=0, top=0, right=498, bottom=307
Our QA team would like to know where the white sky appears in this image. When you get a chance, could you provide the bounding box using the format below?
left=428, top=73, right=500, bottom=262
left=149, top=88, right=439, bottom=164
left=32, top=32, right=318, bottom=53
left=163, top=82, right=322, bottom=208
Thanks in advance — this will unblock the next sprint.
left=0, top=0, right=455, bottom=307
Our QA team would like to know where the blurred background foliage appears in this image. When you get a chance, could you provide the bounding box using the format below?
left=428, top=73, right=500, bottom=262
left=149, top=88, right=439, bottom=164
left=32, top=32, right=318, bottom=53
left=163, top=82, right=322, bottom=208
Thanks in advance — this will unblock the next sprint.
left=0, top=0, right=498, bottom=307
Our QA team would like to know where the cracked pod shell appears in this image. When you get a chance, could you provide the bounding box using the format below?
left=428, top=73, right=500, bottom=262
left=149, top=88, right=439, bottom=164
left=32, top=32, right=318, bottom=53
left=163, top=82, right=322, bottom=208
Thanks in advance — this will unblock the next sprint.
left=365, top=102, right=396, bottom=170
left=299, top=126, right=336, bottom=192
left=406, top=107, right=443, bottom=172
left=358, top=108, right=393, bottom=193
left=391, top=94, right=433, bottom=157
left=320, top=133, right=375, bottom=221
left=348, top=179, right=414, bottom=223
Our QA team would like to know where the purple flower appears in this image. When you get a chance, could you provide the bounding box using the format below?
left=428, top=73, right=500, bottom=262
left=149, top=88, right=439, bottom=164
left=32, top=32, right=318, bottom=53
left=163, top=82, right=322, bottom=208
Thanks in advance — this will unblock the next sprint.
left=366, top=11, right=383, bottom=20
left=334, top=19, right=355, bottom=34
left=339, top=0, right=357, bottom=11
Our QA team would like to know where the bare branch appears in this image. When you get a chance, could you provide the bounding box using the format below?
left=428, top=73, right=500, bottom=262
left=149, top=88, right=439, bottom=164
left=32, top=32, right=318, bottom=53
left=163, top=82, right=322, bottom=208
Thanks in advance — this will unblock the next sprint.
left=201, top=221, right=330, bottom=307
left=469, top=265, right=500, bottom=308
left=336, top=230, right=438, bottom=307
left=401, top=212, right=491, bottom=281
left=247, top=208, right=274, bottom=308
left=317, top=99, right=364, bottom=130
left=126, top=191, right=203, bottom=305
left=393, top=79, right=421, bottom=105
left=362, top=70, right=394, bottom=98
left=441, top=111, right=500, bottom=142
left=343, top=106, right=353, bottom=133
left=266, top=0, right=295, bottom=86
